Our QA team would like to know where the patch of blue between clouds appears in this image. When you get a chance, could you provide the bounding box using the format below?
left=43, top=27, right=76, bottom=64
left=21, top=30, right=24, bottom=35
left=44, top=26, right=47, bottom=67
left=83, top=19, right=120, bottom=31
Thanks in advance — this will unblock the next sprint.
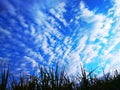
left=83, top=0, right=113, bottom=14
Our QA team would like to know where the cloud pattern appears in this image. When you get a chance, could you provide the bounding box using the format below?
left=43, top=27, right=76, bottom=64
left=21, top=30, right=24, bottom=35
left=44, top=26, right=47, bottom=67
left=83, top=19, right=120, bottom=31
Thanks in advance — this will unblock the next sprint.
left=0, top=0, right=120, bottom=75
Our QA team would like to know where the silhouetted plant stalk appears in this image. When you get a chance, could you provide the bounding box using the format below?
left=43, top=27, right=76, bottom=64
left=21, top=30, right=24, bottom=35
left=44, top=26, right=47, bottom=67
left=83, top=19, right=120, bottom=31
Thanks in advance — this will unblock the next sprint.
left=0, top=61, right=10, bottom=90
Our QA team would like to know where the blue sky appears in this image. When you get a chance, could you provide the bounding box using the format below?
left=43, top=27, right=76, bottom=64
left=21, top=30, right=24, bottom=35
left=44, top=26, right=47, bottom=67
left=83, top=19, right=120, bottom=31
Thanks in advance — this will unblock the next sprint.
left=0, top=0, right=120, bottom=76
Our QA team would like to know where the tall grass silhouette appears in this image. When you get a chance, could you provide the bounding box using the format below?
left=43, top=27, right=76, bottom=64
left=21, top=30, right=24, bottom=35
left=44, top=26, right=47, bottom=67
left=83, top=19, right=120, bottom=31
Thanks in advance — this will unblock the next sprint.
left=0, top=61, right=120, bottom=90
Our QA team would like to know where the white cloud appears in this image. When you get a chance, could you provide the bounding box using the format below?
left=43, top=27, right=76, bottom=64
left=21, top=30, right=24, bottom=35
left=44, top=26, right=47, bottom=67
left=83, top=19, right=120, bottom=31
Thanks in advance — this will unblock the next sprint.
left=83, top=44, right=101, bottom=64
left=61, top=35, right=88, bottom=75
left=30, top=25, right=36, bottom=36
left=42, top=37, right=49, bottom=54
left=66, top=51, right=83, bottom=75
left=0, top=27, right=11, bottom=35
left=25, top=48, right=43, bottom=61
left=89, top=14, right=112, bottom=42
left=80, top=1, right=114, bottom=44
left=24, top=56, right=38, bottom=68
left=75, top=35, right=88, bottom=52
left=112, top=0, right=120, bottom=17
left=18, top=15, right=28, bottom=28
left=80, top=2, right=94, bottom=20
left=103, top=39, right=120, bottom=56
left=49, top=2, right=67, bottom=26
left=35, top=10, right=47, bottom=25
left=79, top=0, right=120, bottom=75
left=102, top=51, right=120, bottom=74
left=45, top=22, right=63, bottom=39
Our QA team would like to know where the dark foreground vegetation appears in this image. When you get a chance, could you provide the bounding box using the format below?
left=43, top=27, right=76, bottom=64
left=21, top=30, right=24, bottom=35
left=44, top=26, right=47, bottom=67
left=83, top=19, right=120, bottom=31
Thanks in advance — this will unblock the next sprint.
left=0, top=62, right=120, bottom=90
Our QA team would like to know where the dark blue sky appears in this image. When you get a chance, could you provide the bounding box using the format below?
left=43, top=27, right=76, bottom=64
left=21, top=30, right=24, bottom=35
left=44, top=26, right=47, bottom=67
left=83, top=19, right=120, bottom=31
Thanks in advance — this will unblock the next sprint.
left=0, top=0, right=120, bottom=76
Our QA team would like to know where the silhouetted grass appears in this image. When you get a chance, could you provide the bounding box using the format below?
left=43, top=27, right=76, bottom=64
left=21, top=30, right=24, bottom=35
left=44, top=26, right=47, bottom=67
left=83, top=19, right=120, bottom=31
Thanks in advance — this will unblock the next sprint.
left=0, top=61, right=120, bottom=90
left=0, top=61, right=10, bottom=90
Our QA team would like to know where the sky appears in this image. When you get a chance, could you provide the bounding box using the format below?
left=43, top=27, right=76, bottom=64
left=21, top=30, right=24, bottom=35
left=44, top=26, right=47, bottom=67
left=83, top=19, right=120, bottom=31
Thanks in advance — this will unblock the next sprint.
left=0, top=0, right=120, bottom=76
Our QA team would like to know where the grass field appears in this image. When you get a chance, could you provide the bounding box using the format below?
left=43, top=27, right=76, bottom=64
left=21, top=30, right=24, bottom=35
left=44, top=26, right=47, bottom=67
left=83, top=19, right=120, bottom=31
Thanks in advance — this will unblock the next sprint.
left=0, top=62, right=120, bottom=90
